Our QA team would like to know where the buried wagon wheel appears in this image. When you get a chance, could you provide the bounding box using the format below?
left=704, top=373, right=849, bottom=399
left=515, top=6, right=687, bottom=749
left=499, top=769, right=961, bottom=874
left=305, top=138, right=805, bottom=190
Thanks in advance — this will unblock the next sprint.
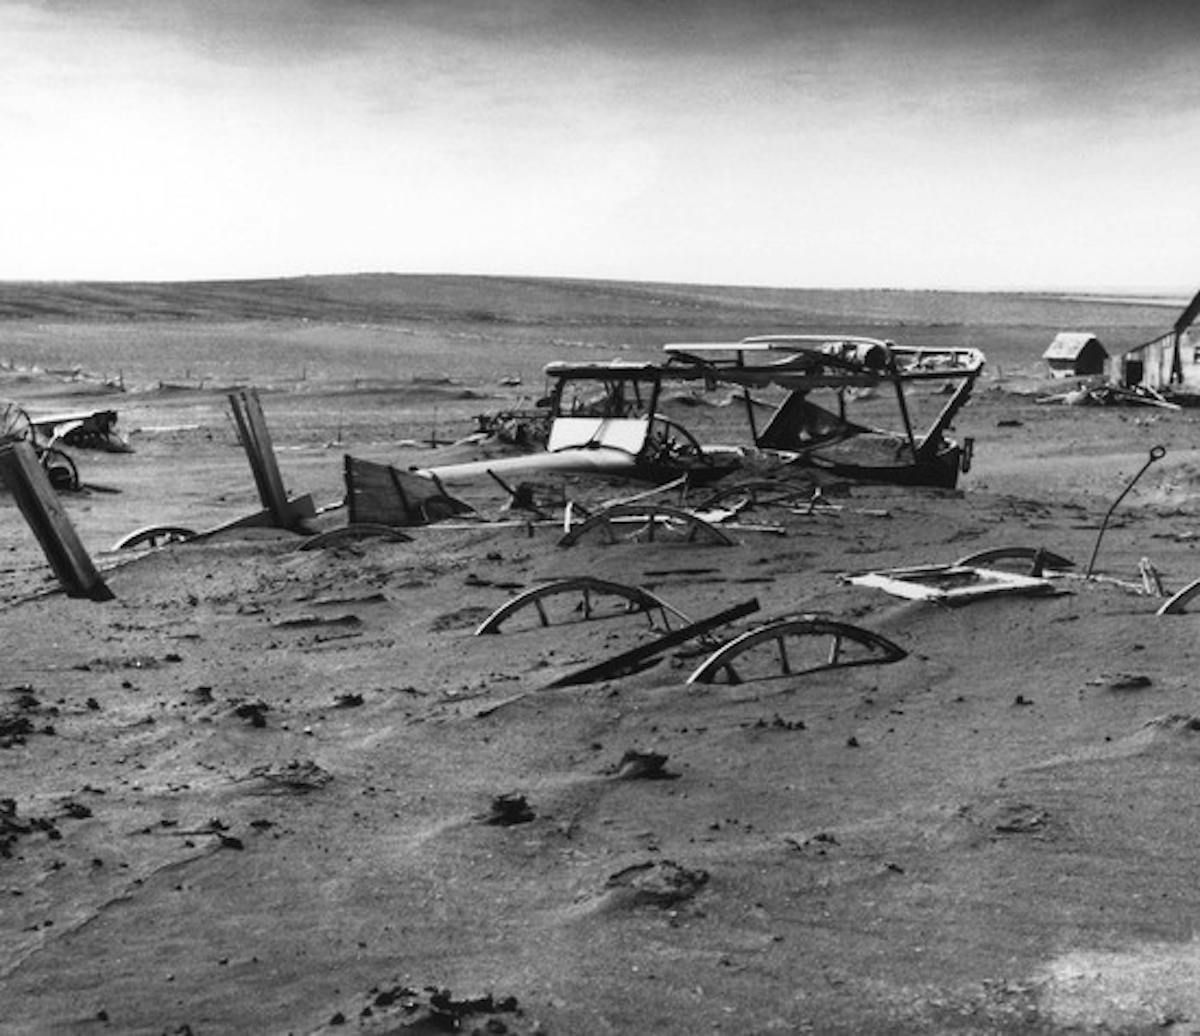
left=1, top=401, right=81, bottom=491
left=298, top=523, right=413, bottom=551
left=40, top=446, right=80, bottom=491
left=474, top=576, right=691, bottom=635
left=559, top=502, right=734, bottom=548
left=686, top=616, right=907, bottom=685
left=113, top=525, right=198, bottom=551
left=954, top=546, right=1075, bottom=577
left=1157, top=578, right=1200, bottom=616
left=0, top=399, right=34, bottom=445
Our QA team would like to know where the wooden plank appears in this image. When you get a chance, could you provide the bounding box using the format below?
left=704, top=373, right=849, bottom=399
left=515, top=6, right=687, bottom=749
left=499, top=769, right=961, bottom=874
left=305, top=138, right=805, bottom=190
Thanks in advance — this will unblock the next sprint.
left=240, top=390, right=290, bottom=518
left=344, top=455, right=472, bottom=526
left=0, top=441, right=113, bottom=601
left=545, top=597, right=759, bottom=688
left=228, top=391, right=271, bottom=517
left=845, top=565, right=1053, bottom=604
left=1175, top=287, right=1200, bottom=337
left=228, top=389, right=291, bottom=528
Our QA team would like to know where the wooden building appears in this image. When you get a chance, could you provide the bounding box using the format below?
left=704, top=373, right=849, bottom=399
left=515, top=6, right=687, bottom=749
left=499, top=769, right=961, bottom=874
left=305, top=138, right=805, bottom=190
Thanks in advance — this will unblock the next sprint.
left=1118, top=288, right=1200, bottom=390
left=1043, top=333, right=1109, bottom=378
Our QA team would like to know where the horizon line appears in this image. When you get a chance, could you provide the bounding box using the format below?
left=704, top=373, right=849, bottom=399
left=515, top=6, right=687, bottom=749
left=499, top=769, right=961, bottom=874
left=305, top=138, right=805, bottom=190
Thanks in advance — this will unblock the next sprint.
left=0, top=270, right=1191, bottom=301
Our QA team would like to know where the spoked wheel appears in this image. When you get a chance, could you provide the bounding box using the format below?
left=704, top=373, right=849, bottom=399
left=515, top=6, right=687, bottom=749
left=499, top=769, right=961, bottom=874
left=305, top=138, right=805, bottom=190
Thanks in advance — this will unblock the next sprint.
left=113, top=525, right=198, bottom=551
left=687, top=616, right=907, bottom=685
left=645, top=414, right=708, bottom=464
left=954, top=546, right=1074, bottom=576
left=298, top=524, right=413, bottom=551
left=0, top=399, right=34, bottom=443
left=41, top=446, right=79, bottom=491
left=1, top=401, right=81, bottom=492
left=474, top=576, right=692, bottom=634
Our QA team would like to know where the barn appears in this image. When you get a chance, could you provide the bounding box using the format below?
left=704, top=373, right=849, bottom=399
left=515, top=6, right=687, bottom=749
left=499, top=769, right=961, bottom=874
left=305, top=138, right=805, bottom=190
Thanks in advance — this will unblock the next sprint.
left=1118, top=288, right=1200, bottom=390
left=1043, top=333, right=1109, bottom=378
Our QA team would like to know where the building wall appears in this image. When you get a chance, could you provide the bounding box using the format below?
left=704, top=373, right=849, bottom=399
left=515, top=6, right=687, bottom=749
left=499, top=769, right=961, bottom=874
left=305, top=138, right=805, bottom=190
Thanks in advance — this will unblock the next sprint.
left=1179, top=330, right=1200, bottom=388
left=1122, top=330, right=1199, bottom=389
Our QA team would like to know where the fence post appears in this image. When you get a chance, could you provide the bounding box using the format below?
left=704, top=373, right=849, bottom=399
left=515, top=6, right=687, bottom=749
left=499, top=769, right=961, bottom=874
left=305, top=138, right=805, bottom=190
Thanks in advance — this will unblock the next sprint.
left=0, top=441, right=113, bottom=601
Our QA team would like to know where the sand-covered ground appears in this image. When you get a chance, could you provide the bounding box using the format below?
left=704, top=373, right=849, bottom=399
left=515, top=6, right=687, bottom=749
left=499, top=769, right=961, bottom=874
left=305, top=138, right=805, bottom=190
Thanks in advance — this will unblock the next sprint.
left=4, top=277, right=1200, bottom=1034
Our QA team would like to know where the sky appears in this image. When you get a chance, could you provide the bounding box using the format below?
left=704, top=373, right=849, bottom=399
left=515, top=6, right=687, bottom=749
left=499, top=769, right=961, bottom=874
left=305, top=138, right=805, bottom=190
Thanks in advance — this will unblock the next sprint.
left=2, top=0, right=1198, bottom=291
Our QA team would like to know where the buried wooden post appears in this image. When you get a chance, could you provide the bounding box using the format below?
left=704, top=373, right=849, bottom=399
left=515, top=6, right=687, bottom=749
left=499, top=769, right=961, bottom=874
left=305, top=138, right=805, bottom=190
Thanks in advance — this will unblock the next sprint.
left=0, top=441, right=113, bottom=601
left=203, top=388, right=318, bottom=541
left=228, top=388, right=291, bottom=527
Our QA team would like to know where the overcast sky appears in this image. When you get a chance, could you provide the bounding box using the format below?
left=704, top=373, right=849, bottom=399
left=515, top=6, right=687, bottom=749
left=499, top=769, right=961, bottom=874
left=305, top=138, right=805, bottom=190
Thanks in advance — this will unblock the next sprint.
left=2, top=0, right=1197, bottom=290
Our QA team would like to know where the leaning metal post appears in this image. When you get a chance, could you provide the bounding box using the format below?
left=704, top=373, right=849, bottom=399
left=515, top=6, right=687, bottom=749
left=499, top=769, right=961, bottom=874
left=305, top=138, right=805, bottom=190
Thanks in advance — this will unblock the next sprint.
left=1084, top=445, right=1166, bottom=579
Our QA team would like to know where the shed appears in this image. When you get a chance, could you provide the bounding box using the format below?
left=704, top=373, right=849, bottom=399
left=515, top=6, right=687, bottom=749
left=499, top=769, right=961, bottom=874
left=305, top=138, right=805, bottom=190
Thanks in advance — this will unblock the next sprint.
left=1119, top=287, right=1200, bottom=390
left=1043, top=333, right=1108, bottom=378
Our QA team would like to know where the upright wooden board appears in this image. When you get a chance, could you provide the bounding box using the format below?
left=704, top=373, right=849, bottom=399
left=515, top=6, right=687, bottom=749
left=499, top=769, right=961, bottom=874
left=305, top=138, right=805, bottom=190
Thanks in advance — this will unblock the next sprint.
left=224, top=391, right=312, bottom=535
left=227, top=389, right=296, bottom=530
left=0, top=441, right=113, bottom=601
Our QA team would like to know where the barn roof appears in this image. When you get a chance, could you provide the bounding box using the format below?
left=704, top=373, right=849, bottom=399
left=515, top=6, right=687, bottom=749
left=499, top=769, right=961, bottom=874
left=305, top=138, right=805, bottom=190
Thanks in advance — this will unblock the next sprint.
left=1044, top=332, right=1107, bottom=361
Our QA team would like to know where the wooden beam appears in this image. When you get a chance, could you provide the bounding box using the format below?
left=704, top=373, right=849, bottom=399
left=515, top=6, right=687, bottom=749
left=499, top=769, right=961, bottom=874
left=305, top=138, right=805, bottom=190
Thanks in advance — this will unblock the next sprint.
left=227, top=389, right=310, bottom=531
left=0, top=441, right=113, bottom=601
left=228, top=389, right=291, bottom=527
left=545, top=597, right=759, bottom=688
left=1175, top=288, right=1200, bottom=338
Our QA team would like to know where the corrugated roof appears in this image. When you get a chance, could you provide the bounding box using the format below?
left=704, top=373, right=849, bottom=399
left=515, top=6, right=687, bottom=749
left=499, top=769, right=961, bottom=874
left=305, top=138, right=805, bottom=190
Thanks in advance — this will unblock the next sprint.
left=1044, top=332, right=1106, bottom=361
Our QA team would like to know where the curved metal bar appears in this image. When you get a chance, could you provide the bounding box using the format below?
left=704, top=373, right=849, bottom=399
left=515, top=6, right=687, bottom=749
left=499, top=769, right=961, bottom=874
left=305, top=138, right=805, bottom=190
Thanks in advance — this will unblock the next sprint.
left=298, top=523, right=413, bottom=551
left=475, top=576, right=691, bottom=635
left=1157, top=577, right=1200, bottom=616
left=112, top=525, right=198, bottom=551
left=1085, top=445, right=1166, bottom=578
left=687, top=616, right=907, bottom=685
left=559, top=502, right=734, bottom=548
left=955, top=546, right=1075, bottom=573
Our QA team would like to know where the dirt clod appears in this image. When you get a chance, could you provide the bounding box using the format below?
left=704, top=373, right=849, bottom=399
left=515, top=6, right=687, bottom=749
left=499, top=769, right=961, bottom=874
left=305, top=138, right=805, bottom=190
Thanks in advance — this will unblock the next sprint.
left=0, top=798, right=59, bottom=857
left=612, top=749, right=677, bottom=780
left=233, top=701, right=270, bottom=727
left=1108, top=674, right=1153, bottom=691
left=482, top=793, right=535, bottom=826
left=602, top=859, right=710, bottom=908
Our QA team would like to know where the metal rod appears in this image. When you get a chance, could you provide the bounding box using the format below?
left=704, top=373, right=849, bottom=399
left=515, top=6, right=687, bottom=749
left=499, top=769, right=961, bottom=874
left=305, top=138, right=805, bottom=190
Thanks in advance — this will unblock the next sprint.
left=889, top=362, right=919, bottom=457
left=1085, top=445, right=1165, bottom=579
left=743, top=388, right=759, bottom=444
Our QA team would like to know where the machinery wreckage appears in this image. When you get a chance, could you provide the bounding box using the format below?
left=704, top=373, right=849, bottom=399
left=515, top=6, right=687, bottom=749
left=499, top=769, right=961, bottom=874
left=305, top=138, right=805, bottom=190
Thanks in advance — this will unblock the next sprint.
left=425, top=335, right=985, bottom=491
left=1, top=333, right=1185, bottom=694
left=0, top=400, right=129, bottom=492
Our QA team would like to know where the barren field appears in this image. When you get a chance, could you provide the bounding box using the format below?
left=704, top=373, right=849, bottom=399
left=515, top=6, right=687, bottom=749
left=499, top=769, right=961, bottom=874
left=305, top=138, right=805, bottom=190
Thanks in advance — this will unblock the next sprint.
left=5, top=275, right=1200, bottom=1034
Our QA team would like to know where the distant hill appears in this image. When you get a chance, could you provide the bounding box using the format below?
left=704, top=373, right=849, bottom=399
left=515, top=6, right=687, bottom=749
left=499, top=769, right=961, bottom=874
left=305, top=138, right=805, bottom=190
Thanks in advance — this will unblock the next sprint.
left=0, top=273, right=1182, bottom=329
